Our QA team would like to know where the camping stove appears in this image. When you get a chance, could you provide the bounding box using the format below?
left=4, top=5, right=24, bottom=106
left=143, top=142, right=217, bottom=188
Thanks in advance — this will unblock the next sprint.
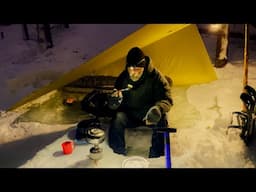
left=86, top=127, right=105, bottom=161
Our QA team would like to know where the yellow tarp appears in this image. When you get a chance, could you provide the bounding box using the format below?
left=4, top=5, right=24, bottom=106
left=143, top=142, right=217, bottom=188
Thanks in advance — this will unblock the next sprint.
left=9, top=24, right=216, bottom=111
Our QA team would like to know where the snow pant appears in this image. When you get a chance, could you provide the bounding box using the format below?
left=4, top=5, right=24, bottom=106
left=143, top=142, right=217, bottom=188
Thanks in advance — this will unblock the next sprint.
left=108, top=111, right=168, bottom=157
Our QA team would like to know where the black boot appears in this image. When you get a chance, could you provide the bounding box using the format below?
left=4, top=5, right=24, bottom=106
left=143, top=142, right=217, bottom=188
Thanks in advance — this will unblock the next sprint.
left=214, top=58, right=228, bottom=68
left=148, top=131, right=165, bottom=158
left=148, top=146, right=164, bottom=158
left=112, top=147, right=127, bottom=156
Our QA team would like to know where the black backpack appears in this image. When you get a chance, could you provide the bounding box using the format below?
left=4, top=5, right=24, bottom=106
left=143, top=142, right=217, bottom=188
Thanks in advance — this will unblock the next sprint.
left=81, top=89, right=114, bottom=117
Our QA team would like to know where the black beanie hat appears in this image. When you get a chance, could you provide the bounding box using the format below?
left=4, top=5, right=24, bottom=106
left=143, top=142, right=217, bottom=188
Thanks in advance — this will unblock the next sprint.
left=126, top=47, right=147, bottom=68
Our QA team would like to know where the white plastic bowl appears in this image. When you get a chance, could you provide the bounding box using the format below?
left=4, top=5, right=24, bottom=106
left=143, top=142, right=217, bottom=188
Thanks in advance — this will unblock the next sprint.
left=122, top=156, right=149, bottom=168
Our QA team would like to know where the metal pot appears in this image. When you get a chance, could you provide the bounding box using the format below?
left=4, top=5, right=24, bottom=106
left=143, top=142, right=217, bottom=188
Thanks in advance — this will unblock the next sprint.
left=85, top=127, right=105, bottom=145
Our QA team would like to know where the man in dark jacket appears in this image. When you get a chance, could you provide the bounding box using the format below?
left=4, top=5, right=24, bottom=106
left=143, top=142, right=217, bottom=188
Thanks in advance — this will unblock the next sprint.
left=108, top=47, right=173, bottom=158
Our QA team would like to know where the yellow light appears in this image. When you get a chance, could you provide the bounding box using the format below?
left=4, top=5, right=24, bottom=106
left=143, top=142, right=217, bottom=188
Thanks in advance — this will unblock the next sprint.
left=209, top=24, right=222, bottom=33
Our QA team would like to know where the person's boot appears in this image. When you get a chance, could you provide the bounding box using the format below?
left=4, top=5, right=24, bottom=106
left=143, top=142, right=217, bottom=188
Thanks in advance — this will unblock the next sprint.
left=214, top=58, right=228, bottom=68
left=112, top=147, right=127, bottom=156
left=109, top=143, right=127, bottom=155
left=148, top=146, right=164, bottom=158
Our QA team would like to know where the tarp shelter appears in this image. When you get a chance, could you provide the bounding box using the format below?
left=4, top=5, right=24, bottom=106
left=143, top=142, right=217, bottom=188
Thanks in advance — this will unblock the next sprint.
left=9, top=24, right=217, bottom=111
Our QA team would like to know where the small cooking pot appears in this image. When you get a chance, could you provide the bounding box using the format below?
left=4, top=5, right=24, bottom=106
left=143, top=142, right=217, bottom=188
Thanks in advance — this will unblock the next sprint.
left=85, top=127, right=105, bottom=145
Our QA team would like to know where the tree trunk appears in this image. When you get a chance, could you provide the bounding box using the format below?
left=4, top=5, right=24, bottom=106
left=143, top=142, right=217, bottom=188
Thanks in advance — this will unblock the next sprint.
left=43, top=24, right=53, bottom=48
left=22, top=24, right=29, bottom=40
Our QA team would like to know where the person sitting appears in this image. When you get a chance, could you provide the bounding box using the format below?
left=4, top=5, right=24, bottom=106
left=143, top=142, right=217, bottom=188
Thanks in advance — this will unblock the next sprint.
left=108, top=47, right=173, bottom=158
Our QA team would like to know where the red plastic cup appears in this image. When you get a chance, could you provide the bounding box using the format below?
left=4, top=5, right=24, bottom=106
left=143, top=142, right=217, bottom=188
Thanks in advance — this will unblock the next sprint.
left=62, top=141, right=74, bottom=155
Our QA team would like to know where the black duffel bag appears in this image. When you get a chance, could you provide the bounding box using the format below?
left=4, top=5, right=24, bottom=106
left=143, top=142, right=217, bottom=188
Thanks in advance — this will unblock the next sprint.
left=81, top=89, right=115, bottom=117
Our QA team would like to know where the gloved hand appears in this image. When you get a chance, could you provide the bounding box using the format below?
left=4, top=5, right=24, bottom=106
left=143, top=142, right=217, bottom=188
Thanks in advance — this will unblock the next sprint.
left=143, top=106, right=162, bottom=125
left=107, top=89, right=123, bottom=110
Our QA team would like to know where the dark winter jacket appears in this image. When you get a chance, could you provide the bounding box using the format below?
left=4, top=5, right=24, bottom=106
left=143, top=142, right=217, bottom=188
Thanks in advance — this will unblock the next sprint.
left=113, top=56, right=173, bottom=121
